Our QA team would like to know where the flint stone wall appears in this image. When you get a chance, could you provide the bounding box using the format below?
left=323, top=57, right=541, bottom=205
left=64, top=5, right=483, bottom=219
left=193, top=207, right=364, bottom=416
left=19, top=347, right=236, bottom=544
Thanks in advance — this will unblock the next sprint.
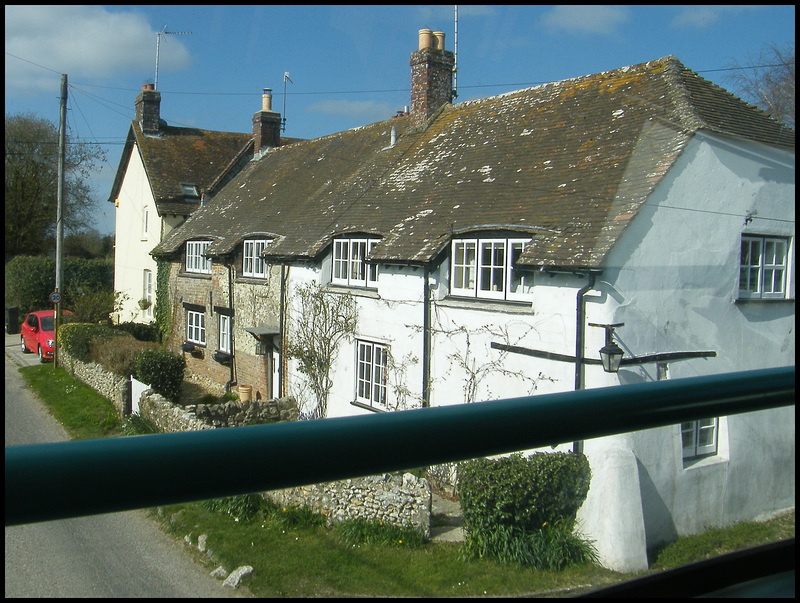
left=57, top=345, right=131, bottom=416
left=266, top=473, right=432, bottom=538
left=139, top=391, right=299, bottom=432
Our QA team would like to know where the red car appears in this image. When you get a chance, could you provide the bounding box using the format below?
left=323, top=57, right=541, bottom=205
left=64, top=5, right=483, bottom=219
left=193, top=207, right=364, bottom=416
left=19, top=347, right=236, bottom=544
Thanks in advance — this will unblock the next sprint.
left=20, top=310, right=74, bottom=362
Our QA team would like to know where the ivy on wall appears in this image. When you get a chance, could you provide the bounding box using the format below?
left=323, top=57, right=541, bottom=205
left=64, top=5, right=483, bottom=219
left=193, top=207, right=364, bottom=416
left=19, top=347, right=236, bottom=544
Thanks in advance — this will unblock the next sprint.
left=155, top=258, right=172, bottom=342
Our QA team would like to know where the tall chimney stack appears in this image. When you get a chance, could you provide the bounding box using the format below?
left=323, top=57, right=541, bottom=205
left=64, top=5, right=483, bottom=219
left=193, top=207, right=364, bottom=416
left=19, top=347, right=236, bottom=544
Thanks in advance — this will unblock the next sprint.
left=410, top=28, right=455, bottom=126
left=253, top=88, right=281, bottom=157
left=135, top=83, right=161, bottom=134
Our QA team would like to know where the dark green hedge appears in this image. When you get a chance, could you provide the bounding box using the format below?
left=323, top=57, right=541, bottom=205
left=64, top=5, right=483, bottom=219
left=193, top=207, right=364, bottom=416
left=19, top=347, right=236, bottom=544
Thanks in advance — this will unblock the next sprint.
left=458, top=452, right=595, bottom=568
left=6, top=255, right=113, bottom=318
left=58, top=322, right=123, bottom=363
left=134, top=349, right=185, bottom=403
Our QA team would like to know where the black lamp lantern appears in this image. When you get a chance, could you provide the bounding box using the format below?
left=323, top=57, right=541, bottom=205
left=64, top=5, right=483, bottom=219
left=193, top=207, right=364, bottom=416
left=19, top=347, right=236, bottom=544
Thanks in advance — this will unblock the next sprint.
left=589, top=322, right=625, bottom=373
left=599, top=340, right=624, bottom=373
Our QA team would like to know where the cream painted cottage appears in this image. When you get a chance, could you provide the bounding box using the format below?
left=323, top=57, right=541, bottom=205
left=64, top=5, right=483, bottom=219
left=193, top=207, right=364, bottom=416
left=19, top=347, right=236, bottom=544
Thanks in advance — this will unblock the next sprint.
left=152, top=30, right=794, bottom=572
left=108, top=84, right=253, bottom=325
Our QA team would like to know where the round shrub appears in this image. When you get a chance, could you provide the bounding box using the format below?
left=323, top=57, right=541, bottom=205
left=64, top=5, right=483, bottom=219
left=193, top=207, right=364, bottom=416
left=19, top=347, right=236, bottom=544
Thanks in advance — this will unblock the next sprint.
left=134, top=349, right=185, bottom=403
left=458, top=452, right=594, bottom=568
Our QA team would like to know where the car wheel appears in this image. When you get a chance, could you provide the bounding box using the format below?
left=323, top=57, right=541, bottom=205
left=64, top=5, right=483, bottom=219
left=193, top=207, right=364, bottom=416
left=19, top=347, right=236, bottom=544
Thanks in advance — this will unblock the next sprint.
left=38, top=345, right=46, bottom=363
left=21, top=338, right=29, bottom=353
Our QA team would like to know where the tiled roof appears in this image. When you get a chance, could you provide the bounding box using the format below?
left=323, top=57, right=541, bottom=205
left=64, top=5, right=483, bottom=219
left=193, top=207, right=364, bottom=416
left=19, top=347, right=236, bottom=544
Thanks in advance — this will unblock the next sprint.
left=153, top=56, right=794, bottom=269
left=108, top=122, right=253, bottom=216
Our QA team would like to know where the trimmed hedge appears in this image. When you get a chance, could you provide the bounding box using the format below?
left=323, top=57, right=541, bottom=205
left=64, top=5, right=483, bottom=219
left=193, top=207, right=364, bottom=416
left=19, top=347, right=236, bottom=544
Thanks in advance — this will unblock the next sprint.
left=458, top=452, right=595, bottom=568
left=134, top=349, right=185, bottom=403
left=58, top=322, right=124, bottom=363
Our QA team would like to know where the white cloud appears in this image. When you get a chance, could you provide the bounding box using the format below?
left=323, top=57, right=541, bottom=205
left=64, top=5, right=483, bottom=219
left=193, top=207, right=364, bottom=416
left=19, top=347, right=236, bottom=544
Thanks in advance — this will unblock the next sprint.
left=540, top=5, right=631, bottom=35
left=4, top=5, right=192, bottom=93
left=307, top=99, right=394, bottom=122
left=670, top=5, right=754, bottom=29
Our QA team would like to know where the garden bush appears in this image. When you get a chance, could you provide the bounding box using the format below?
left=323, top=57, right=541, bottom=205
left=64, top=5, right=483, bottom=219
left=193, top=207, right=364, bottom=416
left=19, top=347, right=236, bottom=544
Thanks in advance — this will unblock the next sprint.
left=134, top=349, right=185, bottom=403
left=458, top=452, right=595, bottom=568
left=89, top=334, right=161, bottom=376
left=58, top=322, right=124, bottom=363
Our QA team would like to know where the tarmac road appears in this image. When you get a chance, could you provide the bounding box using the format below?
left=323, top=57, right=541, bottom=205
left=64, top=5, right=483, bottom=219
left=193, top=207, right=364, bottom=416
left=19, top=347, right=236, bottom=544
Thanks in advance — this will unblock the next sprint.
left=4, top=332, right=248, bottom=598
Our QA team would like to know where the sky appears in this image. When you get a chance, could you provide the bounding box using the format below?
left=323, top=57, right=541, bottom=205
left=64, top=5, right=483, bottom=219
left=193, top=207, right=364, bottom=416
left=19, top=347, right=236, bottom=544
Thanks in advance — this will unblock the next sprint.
left=5, top=5, right=795, bottom=236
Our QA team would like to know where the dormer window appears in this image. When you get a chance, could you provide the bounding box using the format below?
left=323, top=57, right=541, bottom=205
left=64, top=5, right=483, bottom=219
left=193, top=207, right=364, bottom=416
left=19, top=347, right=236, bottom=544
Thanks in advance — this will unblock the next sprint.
left=332, top=236, right=379, bottom=287
left=243, top=239, right=269, bottom=278
left=450, top=237, right=532, bottom=301
left=186, top=240, right=212, bottom=274
left=180, top=182, right=200, bottom=199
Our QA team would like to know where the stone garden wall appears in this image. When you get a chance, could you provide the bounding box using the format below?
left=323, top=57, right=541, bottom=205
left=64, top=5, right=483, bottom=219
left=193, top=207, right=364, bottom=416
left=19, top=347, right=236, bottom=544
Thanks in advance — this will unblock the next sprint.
left=138, top=391, right=299, bottom=431
left=266, top=473, right=432, bottom=538
left=57, top=346, right=131, bottom=416
left=56, top=346, right=430, bottom=537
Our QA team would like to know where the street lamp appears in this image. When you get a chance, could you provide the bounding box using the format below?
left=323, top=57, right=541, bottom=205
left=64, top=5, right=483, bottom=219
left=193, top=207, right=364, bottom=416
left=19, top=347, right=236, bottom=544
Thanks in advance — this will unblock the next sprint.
left=589, top=323, right=625, bottom=373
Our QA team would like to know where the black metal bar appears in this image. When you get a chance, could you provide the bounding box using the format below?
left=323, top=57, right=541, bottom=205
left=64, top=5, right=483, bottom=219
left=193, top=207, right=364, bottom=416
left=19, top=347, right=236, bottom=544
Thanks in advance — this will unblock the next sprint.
left=5, top=367, right=794, bottom=526
left=491, top=341, right=717, bottom=365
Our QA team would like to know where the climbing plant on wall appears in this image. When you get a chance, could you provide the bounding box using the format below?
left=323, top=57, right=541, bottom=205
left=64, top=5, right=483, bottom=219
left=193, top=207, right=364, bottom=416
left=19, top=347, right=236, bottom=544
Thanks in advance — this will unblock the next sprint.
left=286, top=282, right=357, bottom=419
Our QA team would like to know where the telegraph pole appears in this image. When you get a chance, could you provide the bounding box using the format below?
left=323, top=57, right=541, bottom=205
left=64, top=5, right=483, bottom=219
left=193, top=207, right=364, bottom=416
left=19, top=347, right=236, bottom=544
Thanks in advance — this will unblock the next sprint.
left=53, top=73, right=67, bottom=369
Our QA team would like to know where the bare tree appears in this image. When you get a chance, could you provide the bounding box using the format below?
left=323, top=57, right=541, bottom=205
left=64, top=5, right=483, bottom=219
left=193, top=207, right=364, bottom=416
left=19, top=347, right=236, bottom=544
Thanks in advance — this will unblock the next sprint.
left=726, top=41, right=795, bottom=128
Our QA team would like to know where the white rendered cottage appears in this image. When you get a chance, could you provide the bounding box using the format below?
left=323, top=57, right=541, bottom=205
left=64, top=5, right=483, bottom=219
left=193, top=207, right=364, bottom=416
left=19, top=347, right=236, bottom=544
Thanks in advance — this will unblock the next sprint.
left=153, top=33, right=794, bottom=572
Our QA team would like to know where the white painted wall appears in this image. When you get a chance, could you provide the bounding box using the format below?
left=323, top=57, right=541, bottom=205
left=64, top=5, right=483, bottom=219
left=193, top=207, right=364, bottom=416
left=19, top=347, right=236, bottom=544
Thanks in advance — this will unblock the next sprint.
left=113, top=147, right=159, bottom=324
left=281, top=132, right=794, bottom=573
left=578, top=132, right=796, bottom=570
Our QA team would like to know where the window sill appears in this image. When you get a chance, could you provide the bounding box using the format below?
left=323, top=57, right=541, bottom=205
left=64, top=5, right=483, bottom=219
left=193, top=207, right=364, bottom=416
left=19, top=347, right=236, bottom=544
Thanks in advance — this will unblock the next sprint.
left=682, top=454, right=728, bottom=471
left=237, top=275, right=270, bottom=284
left=734, top=296, right=794, bottom=304
left=440, top=295, right=533, bottom=314
left=179, top=271, right=212, bottom=279
left=350, top=399, right=388, bottom=413
left=325, top=284, right=380, bottom=299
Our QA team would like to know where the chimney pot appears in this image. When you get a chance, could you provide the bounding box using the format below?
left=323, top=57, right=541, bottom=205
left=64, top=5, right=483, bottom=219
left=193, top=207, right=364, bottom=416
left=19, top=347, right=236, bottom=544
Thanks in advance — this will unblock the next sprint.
left=418, top=28, right=433, bottom=50
left=432, top=31, right=445, bottom=51
left=262, top=88, right=273, bottom=112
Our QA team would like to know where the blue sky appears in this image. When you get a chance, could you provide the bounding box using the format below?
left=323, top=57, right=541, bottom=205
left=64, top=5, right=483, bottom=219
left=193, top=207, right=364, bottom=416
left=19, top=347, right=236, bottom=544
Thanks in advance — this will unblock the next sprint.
left=5, top=5, right=795, bottom=236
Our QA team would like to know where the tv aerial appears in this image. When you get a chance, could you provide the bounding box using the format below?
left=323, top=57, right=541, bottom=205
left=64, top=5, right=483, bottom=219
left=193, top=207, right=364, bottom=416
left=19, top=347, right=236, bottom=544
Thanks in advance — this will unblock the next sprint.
left=155, top=25, right=192, bottom=90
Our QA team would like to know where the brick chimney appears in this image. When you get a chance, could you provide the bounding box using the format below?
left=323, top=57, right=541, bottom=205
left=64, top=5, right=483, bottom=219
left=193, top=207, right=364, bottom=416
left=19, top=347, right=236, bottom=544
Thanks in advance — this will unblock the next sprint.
left=135, top=83, right=161, bottom=134
left=410, top=29, right=455, bottom=126
left=253, top=88, right=282, bottom=157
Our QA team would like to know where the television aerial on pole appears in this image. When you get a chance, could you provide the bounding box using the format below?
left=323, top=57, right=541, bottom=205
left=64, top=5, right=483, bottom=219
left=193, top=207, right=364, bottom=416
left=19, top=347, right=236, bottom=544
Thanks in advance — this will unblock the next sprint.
left=282, top=72, right=293, bottom=132
left=155, top=25, right=192, bottom=91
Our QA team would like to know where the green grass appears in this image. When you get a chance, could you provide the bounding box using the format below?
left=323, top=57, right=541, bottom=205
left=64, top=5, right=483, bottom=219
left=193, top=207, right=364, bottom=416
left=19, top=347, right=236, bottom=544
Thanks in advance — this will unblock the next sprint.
left=153, top=499, right=621, bottom=597
left=649, top=510, right=795, bottom=569
left=16, top=363, right=796, bottom=596
left=19, top=364, right=122, bottom=440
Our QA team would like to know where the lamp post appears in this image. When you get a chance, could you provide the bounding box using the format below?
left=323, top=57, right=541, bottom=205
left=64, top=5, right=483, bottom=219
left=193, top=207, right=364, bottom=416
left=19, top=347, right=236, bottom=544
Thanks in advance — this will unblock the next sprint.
left=589, top=323, right=625, bottom=373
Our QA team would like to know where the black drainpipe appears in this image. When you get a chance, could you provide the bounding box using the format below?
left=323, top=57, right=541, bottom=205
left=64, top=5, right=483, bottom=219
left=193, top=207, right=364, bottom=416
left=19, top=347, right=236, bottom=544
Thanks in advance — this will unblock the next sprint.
left=279, top=263, right=286, bottom=399
left=422, top=265, right=431, bottom=408
left=574, top=271, right=596, bottom=454
left=224, top=256, right=236, bottom=392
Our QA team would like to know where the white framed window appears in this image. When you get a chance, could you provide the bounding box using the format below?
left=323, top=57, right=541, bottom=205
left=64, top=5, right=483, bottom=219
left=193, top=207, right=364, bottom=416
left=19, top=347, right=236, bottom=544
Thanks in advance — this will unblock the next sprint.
left=332, top=237, right=379, bottom=287
left=143, top=269, right=153, bottom=319
left=450, top=237, right=532, bottom=300
left=356, top=340, right=388, bottom=409
left=739, top=235, right=789, bottom=299
left=186, top=310, right=206, bottom=345
left=186, top=241, right=212, bottom=274
left=141, top=205, right=149, bottom=239
left=681, top=418, right=718, bottom=461
left=218, top=313, right=232, bottom=354
left=243, top=239, right=269, bottom=278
